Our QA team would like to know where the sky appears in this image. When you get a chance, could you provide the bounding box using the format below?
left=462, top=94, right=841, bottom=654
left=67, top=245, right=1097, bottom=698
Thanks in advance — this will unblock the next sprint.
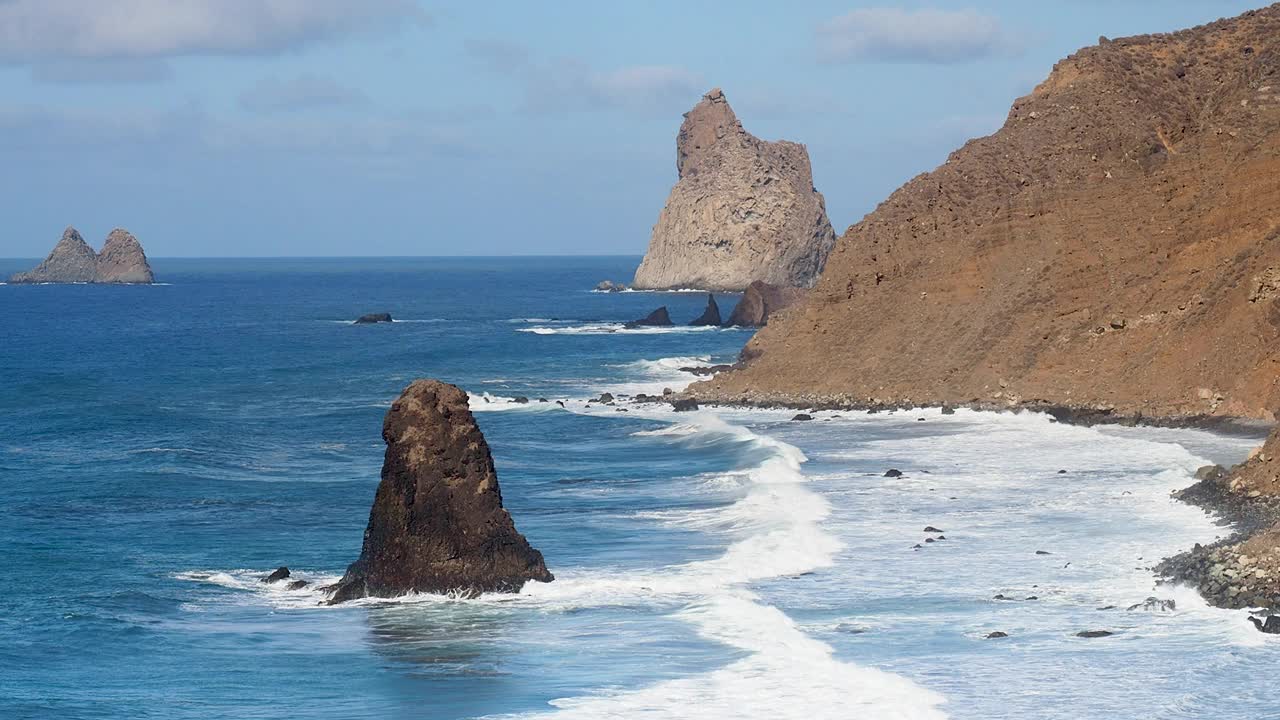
left=0, top=0, right=1265, bottom=258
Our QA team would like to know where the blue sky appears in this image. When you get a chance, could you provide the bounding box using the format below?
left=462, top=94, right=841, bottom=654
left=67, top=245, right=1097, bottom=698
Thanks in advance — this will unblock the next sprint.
left=0, top=0, right=1263, bottom=257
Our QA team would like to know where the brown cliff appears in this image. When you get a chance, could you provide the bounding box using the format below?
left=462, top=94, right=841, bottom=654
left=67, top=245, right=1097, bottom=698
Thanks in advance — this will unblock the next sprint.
left=632, top=89, right=838, bottom=291
left=696, top=6, right=1280, bottom=422
left=326, top=380, right=552, bottom=603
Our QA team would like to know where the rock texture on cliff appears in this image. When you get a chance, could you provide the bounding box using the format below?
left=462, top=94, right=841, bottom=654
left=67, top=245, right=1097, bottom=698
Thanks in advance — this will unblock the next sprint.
left=725, top=281, right=805, bottom=328
left=10, top=227, right=155, bottom=284
left=631, top=88, right=838, bottom=292
left=697, top=7, right=1280, bottom=421
left=95, top=229, right=154, bottom=284
left=326, top=380, right=552, bottom=603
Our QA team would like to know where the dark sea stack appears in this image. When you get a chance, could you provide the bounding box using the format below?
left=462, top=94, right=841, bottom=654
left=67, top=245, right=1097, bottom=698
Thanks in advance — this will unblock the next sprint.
left=326, top=380, right=552, bottom=604
left=9, top=227, right=99, bottom=283
left=631, top=88, right=837, bottom=291
left=354, top=313, right=393, bottom=324
left=695, top=6, right=1280, bottom=421
left=95, top=228, right=155, bottom=284
left=689, top=294, right=722, bottom=326
left=625, top=307, right=673, bottom=328
left=725, top=281, right=804, bottom=327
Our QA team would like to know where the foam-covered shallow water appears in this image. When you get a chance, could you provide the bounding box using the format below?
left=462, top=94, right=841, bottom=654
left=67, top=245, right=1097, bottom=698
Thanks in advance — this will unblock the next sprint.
left=1, top=257, right=1275, bottom=719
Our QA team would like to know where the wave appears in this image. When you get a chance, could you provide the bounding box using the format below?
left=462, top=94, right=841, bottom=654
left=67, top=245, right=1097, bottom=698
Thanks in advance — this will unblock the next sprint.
left=506, top=413, right=946, bottom=719
left=467, top=392, right=561, bottom=412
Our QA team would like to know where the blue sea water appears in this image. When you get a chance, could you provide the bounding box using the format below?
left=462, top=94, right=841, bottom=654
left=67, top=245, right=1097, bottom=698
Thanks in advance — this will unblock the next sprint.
left=2, top=257, right=1278, bottom=719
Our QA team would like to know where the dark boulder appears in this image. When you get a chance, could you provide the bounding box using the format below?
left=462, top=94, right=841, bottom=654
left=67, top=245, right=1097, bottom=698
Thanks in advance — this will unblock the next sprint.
left=1076, top=630, right=1114, bottom=638
left=941, top=405, right=956, bottom=415
left=792, top=413, right=813, bottom=421
left=679, top=364, right=734, bottom=376
left=1250, top=616, right=1280, bottom=633
left=286, top=580, right=309, bottom=590
left=924, top=526, right=944, bottom=533
left=262, top=567, right=291, bottom=583
left=325, top=380, right=552, bottom=604
left=626, top=307, right=673, bottom=328
left=512, top=396, right=530, bottom=404
left=725, top=281, right=805, bottom=327
left=690, top=294, right=722, bottom=326
left=355, top=313, right=393, bottom=324
left=884, top=469, right=904, bottom=478
left=671, top=398, right=699, bottom=412
left=985, top=631, right=1009, bottom=639
left=597, top=393, right=615, bottom=404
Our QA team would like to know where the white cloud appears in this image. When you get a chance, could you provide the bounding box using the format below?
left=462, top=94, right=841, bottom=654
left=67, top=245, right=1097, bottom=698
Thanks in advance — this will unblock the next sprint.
left=0, top=0, right=424, bottom=61
left=817, top=8, right=1018, bottom=64
left=239, top=73, right=367, bottom=113
left=526, top=60, right=703, bottom=113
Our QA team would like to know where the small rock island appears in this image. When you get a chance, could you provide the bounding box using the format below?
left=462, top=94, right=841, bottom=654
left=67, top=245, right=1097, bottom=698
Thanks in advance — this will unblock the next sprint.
left=10, top=226, right=155, bottom=284
left=326, top=379, right=552, bottom=604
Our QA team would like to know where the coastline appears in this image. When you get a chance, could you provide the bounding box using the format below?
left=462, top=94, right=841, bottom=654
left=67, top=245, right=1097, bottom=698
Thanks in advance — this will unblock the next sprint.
left=677, top=381, right=1280, bottom=617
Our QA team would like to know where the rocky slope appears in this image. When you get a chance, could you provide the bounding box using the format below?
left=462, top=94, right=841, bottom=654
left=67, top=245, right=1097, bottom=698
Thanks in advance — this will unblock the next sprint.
left=10, top=226, right=155, bottom=284
left=631, top=89, right=837, bottom=292
left=695, top=6, right=1280, bottom=422
left=327, top=380, right=552, bottom=603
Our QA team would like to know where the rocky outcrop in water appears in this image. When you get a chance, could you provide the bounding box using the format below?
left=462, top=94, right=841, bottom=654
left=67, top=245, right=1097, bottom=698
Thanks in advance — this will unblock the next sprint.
left=326, top=379, right=552, bottom=604
left=626, top=307, right=673, bottom=328
left=10, top=226, right=154, bottom=284
left=690, top=294, right=722, bottom=326
left=631, top=88, right=837, bottom=292
left=95, top=229, right=154, bottom=284
left=355, top=313, right=393, bottom=324
left=695, top=6, right=1280, bottom=421
left=725, top=281, right=805, bottom=328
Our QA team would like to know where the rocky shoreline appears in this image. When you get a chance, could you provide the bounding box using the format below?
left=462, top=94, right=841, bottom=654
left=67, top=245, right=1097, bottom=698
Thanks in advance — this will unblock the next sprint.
left=679, top=378, right=1280, bottom=624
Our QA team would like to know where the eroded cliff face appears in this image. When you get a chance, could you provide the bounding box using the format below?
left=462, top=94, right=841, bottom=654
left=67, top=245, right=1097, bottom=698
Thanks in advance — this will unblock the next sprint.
left=327, top=380, right=552, bottom=603
left=96, top=229, right=154, bottom=284
left=631, top=89, right=837, bottom=292
left=10, top=226, right=155, bottom=284
left=697, top=6, right=1280, bottom=421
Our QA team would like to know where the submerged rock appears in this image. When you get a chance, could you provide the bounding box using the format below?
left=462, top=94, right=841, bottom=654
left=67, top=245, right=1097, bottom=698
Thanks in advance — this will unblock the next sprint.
left=632, top=88, right=836, bottom=291
left=325, top=380, right=552, bottom=604
left=671, top=398, right=699, bottom=412
left=689, top=294, right=722, bottom=326
left=1249, top=615, right=1280, bottom=634
left=355, top=313, right=393, bottom=324
left=1076, top=630, right=1114, bottom=638
left=626, top=307, right=673, bottom=328
left=985, top=631, right=1009, bottom=639
left=725, top=281, right=805, bottom=327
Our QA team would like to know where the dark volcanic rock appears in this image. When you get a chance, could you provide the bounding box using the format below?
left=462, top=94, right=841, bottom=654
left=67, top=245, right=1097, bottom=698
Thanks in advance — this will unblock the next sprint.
left=326, top=380, right=552, bottom=604
left=690, top=294, right=722, bottom=326
left=626, top=307, right=673, bottom=328
left=262, top=567, right=291, bottom=583
left=286, top=580, right=309, bottom=590
left=985, top=631, right=1009, bottom=639
left=671, top=398, right=699, bottom=412
left=680, top=364, right=733, bottom=376
left=791, top=413, right=813, bottom=421
left=10, top=227, right=99, bottom=283
left=1249, top=615, right=1280, bottom=634
left=884, top=469, right=904, bottom=478
left=725, top=281, right=805, bottom=327
left=96, top=228, right=155, bottom=283
left=1076, top=630, right=1114, bottom=638
left=355, top=313, right=393, bottom=324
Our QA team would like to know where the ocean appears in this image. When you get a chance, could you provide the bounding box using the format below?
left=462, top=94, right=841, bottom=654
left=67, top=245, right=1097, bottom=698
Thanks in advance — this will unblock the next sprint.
left=1, top=257, right=1276, bottom=719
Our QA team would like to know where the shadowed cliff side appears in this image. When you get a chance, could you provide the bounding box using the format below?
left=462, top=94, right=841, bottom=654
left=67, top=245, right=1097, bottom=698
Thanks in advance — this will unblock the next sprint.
left=327, top=380, right=552, bottom=603
left=695, top=6, right=1280, bottom=422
